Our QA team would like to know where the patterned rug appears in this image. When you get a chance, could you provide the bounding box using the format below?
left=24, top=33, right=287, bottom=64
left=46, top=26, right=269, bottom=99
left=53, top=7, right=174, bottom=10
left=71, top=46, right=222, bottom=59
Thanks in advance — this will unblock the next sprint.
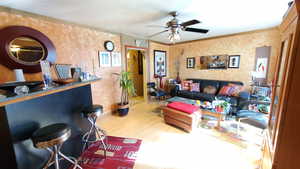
left=76, top=136, right=142, bottom=169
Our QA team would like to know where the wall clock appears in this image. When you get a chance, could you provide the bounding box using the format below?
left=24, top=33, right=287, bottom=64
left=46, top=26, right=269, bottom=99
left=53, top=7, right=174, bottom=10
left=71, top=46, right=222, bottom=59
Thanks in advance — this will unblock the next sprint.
left=104, top=41, right=114, bottom=52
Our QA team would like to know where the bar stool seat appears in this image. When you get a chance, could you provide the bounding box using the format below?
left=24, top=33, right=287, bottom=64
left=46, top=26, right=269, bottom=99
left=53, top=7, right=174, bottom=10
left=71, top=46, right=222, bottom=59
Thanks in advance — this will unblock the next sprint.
left=32, top=123, right=82, bottom=169
left=32, top=123, right=71, bottom=148
left=82, top=105, right=103, bottom=117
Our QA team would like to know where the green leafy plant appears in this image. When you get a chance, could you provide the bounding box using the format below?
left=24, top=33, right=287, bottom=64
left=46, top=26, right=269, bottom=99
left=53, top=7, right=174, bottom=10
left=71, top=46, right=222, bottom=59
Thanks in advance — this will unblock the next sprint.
left=114, top=71, right=136, bottom=106
left=214, top=98, right=231, bottom=113
left=257, top=104, right=269, bottom=113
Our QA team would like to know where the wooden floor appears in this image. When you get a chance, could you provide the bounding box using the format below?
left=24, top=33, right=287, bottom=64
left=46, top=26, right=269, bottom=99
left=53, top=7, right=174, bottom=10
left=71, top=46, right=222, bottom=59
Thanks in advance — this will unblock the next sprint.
left=97, top=100, right=261, bottom=169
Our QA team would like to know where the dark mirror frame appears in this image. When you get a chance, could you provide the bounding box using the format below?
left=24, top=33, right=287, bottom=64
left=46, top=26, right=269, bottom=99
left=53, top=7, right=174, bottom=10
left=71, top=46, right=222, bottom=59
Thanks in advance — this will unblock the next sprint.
left=0, top=26, right=56, bottom=73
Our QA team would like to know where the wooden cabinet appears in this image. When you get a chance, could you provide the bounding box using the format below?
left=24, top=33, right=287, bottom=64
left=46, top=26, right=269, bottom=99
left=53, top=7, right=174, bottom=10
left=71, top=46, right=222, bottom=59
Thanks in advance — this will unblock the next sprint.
left=260, top=3, right=300, bottom=169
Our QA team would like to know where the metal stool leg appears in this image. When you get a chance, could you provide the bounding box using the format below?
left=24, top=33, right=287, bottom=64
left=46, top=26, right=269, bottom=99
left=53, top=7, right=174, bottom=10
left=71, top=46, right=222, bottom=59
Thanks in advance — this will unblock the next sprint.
left=54, top=145, right=60, bottom=169
left=44, top=148, right=55, bottom=169
left=44, top=144, right=82, bottom=169
left=95, top=126, right=107, bottom=157
left=82, top=115, right=107, bottom=158
left=82, top=123, right=96, bottom=154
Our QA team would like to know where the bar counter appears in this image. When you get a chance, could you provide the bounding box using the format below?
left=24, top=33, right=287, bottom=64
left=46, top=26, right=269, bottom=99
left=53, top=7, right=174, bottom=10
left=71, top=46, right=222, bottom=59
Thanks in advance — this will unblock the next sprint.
left=0, top=78, right=100, bottom=169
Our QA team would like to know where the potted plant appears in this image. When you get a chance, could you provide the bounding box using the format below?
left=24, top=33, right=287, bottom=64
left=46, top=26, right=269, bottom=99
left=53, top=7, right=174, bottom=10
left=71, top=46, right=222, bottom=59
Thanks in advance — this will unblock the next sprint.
left=213, top=98, right=231, bottom=114
left=114, top=71, right=136, bottom=116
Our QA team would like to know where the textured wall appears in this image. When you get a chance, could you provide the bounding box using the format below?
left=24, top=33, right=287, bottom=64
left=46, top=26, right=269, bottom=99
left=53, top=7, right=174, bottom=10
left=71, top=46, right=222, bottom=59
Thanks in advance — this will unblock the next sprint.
left=169, top=28, right=281, bottom=89
left=149, top=41, right=172, bottom=82
left=0, top=9, right=122, bottom=113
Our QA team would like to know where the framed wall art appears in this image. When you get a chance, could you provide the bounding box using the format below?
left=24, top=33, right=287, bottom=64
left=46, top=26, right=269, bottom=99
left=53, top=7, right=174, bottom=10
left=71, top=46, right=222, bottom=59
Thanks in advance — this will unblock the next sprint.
left=111, top=52, right=121, bottom=67
left=228, top=55, right=240, bottom=68
left=154, top=50, right=167, bottom=77
left=198, top=55, right=228, bottom=70
left=186, top=57, right=195, bottom=68
left=99, top=51, right=111, bottom=67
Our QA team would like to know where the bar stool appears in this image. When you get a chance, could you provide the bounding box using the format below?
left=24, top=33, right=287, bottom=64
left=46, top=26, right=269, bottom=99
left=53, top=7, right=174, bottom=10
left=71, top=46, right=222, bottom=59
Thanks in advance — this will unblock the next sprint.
left=31, top=123, right=82, bottom=169
left=81, top=105, right=107, bottom=157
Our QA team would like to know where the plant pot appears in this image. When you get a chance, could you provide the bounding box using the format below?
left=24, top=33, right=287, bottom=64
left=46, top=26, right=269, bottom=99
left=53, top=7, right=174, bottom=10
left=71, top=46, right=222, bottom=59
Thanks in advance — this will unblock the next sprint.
left=215, top=106, right=224, bottom=113
left=117, top=103, right=129, bottom=116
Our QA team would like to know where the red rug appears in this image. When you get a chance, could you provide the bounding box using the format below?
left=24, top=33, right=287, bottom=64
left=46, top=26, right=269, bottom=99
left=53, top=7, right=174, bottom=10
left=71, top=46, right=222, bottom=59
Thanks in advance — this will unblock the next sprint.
left=76, top=136, right=142, bottom=169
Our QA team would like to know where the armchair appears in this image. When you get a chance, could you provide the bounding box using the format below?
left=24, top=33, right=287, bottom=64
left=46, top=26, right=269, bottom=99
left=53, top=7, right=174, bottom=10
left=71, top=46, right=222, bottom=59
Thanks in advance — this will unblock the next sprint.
left=147, top=82, right=167, bottom=100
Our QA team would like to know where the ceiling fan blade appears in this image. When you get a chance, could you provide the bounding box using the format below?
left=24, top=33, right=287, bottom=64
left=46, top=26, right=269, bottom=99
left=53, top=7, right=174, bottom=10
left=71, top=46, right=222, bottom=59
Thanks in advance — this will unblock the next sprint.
left=147, top=25, right=167, bottom=28
left=180, top=19, right=200, bottom=27
left=148, top=30, right=169, bottom=37
left=184, top=27, right=209, bottom=33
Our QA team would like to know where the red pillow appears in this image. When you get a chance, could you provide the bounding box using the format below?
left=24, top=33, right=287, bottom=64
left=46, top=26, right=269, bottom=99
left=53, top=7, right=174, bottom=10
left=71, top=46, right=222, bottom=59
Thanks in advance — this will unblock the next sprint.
left=181, top=80, right=193, bottom=90
left=228, top=83, right=244, bottom=96
left=218, top=85, right=233, bottom=96
left=167, top=102, right=199, bottom=114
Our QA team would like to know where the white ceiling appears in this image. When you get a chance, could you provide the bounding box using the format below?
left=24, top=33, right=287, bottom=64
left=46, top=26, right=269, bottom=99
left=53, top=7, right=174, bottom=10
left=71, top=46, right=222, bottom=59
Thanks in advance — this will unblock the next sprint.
left=0, top=0, right=292, bottom=44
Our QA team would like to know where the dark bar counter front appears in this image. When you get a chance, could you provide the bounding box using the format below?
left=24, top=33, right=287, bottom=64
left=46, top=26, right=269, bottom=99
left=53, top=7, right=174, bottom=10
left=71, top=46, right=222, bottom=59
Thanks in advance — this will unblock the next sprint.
left=0, top=78, right=100, bottom=169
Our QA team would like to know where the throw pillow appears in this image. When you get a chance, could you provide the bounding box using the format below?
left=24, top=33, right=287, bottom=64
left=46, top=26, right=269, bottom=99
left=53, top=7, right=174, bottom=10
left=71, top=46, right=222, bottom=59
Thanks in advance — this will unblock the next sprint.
left=218, top=85, right=233, bottom=96
left=203, top=85, right=217, bottom=95
left=181, top=80, right=193, bottom=90
left=228, top=83, right=244, bottom=96
left=190, top=83, right=200, bottom=92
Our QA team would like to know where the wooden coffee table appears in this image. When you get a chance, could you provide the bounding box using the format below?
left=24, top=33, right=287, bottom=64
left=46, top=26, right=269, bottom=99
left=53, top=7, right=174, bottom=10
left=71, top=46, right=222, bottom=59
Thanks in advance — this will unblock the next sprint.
left=201, top=109, right=225, bottom=130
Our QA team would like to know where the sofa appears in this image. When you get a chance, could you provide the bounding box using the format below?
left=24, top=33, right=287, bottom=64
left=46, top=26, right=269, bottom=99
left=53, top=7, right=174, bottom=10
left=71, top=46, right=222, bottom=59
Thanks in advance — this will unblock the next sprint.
left=171, top=78, right=245, bottom=114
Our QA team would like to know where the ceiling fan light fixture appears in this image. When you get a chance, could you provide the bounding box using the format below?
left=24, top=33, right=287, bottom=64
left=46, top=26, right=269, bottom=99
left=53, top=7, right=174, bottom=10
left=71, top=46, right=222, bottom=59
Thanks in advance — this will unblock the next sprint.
left=168, top=32, right=180, bottom=43
left=149, top=11, right=209, bottom=43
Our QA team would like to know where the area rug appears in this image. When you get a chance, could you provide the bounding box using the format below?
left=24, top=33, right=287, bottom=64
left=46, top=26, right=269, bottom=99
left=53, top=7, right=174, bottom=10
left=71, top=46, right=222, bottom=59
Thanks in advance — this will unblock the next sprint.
left=76, top=136, right=142, bottom=169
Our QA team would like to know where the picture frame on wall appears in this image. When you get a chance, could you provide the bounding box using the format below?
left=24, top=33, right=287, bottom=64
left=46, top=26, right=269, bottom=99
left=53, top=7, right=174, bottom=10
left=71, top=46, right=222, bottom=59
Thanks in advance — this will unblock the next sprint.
left=228, top=55, right=240, bottom=68
left=111, top=52, right=121, bottom=67
left=186, top=57, right=195, bottom=68
left=99, top=51, right=111, bottom=67
left=154, top=50, right=167, bottom=77
left=198, top=55, right=228, bottom=70
left=255, top=58, right=268, bottom=78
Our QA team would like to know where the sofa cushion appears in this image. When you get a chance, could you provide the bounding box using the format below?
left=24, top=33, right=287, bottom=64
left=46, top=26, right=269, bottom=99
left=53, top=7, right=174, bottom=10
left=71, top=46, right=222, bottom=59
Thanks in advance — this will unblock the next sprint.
left=199, top=80, right=220, bottom=93
left=167, top=102, right=199, bottom=114
left=203, top=85, right=217, bottom=94
left=193, top=92, right=215, bottom=102
left=177, top=90, right=195, bottom=99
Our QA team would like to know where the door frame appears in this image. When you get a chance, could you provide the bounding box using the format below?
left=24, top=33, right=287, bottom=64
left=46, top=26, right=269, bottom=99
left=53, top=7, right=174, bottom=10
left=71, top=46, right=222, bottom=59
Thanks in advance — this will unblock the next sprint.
left=125, top=45, right=149, bottom=101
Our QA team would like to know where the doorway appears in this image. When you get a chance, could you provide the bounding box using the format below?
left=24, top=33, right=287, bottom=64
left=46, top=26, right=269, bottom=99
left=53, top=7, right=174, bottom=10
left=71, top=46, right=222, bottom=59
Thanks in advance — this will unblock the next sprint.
left=126, top=48, right=146, bottom=102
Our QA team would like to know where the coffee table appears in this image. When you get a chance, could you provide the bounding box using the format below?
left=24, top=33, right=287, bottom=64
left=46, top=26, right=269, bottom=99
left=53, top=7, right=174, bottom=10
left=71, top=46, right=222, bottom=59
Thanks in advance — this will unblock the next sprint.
left=165, top=96, right=227, bottom=130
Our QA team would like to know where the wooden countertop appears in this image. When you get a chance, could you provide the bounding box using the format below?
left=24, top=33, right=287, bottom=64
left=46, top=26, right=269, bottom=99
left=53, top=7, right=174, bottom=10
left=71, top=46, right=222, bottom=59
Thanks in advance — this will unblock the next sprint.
left=0, top=78, right=101, bottom=107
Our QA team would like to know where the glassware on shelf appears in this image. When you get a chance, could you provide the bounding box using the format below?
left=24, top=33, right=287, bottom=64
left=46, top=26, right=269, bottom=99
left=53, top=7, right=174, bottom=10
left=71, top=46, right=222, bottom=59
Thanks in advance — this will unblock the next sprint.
left=14, top=85, right=29, bottom=95
left=40, top=60, right=53, bottom=89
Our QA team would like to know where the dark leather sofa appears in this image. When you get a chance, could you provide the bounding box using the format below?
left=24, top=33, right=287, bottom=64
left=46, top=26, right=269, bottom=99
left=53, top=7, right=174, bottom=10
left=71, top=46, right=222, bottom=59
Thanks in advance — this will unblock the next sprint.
left=171, top=79, right=244, bottom=114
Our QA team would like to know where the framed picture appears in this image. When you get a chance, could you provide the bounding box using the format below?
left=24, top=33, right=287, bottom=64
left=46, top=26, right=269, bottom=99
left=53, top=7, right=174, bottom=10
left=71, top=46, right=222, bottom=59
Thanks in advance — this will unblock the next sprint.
left=99, top=51, right=111, bottom=67
left=255, top=58, right=268, bottom=78
left=198, top=55, right=228, bottom=70
left=186, top=57, right=195, bottom=68
left=228, top=55, right=240, bottom=68
left=154, top=50, right=167, bottom=77
left=111, top=52, right=121, bottom=67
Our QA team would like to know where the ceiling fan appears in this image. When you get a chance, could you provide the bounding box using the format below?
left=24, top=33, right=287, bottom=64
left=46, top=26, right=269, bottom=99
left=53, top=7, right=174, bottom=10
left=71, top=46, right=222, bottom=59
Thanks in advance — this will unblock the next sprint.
left=149, top=11, right=209, bottom=43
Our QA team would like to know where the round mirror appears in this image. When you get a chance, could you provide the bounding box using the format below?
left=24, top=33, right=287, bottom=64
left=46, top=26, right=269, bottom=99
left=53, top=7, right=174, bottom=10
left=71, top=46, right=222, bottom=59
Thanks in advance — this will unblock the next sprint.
left=8, top=37, right=45, bottom=65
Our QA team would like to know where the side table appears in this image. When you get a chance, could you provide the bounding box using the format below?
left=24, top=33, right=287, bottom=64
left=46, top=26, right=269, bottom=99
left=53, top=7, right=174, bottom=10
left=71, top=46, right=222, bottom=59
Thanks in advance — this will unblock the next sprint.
left=201, top=109, right=225, bottom=130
